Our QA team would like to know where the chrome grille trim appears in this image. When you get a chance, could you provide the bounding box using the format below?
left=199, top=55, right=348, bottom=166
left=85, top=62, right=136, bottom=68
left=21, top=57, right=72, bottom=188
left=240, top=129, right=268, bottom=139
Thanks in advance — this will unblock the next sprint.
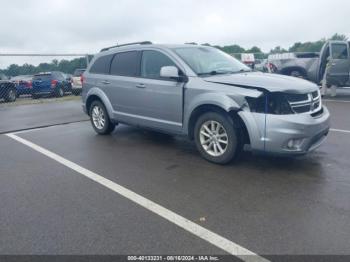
left=287, top=90, right=322, bottom=114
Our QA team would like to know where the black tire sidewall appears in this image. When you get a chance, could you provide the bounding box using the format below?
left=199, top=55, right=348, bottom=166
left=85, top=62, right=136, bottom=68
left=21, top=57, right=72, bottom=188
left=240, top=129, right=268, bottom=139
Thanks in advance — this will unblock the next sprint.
left=89, top=100, right=115, bottom=135
left=194, top=112, right=239, bottom=164
left=5, top=88, right=16, bottom=102
left=56, top=86, right=64, bottom=97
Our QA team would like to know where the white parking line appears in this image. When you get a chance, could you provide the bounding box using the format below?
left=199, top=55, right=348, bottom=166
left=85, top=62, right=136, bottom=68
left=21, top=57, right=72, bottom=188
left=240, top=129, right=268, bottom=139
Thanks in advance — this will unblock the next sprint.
left=323, top=99, right=350, bottom=103
left=6, top=133, right=269, bottom=262
left=330, top=128, right=350, bottom=134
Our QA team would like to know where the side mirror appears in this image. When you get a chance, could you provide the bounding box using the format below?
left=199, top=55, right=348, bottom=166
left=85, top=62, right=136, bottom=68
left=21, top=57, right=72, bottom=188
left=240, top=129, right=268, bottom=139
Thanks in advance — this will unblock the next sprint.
left=160, top=66, right=188, bottom=82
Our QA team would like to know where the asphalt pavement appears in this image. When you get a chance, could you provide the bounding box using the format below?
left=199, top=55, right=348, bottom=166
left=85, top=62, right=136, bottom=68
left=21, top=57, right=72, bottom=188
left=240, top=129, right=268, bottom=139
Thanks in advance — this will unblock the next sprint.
left=0, top=94, right=350, bottom=260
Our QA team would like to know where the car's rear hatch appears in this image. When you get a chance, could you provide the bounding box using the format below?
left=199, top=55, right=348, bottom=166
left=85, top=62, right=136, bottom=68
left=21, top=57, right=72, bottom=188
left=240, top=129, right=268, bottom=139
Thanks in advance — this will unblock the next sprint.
left=32, top=74, right=52, bottom=93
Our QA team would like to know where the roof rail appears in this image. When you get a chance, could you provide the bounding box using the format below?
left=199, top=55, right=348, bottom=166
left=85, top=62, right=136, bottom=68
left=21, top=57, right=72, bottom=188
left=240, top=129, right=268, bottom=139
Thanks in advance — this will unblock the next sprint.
left=100, top=41, right=153, bottom=52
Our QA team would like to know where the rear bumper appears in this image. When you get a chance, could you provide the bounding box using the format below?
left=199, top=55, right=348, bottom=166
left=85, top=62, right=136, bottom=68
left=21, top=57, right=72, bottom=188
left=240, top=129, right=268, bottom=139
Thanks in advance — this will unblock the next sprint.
left=239, top=106, right=330, bottom=156
left=72, top=84, right=82, bottom=90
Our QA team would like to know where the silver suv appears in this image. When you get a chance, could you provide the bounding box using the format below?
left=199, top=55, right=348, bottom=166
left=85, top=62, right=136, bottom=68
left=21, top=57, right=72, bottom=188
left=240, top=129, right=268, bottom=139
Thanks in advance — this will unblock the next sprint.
left=82, top=42, right=330, bottom=164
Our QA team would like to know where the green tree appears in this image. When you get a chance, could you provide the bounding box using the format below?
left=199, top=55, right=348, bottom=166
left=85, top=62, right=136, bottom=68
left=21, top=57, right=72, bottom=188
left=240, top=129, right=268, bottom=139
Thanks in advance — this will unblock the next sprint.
left=329, top=33, right=348, bottom=41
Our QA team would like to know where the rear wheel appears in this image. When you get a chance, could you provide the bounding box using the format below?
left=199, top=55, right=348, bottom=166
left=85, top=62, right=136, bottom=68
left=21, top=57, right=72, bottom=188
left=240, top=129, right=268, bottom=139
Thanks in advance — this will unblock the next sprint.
left=4, top=88, right=17, bottom=102
left=89, top=100, right=115, bottom=135
left=194, top=112, right=241, bottom=164
left=56, top=86, right=64, bottom=97
left=290, top=70, right=306, bottom=79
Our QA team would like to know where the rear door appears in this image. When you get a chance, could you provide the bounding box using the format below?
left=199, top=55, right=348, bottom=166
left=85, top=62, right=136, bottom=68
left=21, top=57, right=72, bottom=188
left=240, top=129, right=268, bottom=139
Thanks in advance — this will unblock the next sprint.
left=328, top=41, right=350, bottom=86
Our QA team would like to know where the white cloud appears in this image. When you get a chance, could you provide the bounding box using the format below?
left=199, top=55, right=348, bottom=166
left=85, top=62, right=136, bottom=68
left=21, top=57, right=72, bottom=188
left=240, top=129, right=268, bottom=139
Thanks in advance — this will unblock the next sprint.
left=0, top=0, right=349, bottom=67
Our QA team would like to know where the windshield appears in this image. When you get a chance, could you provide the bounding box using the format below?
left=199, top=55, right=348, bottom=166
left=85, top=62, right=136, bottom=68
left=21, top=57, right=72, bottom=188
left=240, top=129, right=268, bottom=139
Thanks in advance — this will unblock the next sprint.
left=173, top=46, right=251, bottom=76
left=73, top=69, right=85, bottom=77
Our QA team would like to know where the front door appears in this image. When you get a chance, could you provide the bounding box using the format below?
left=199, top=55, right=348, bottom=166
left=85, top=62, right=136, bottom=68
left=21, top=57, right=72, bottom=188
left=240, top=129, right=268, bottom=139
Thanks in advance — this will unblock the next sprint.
left=329, top=42, right=350, bottom=86
left=135, top=50, right=184, bottom=132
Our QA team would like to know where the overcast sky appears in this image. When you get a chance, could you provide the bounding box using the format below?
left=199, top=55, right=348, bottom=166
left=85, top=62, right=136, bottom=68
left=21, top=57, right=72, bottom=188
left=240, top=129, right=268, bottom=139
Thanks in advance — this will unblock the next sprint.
left=0, top=0, right=349, bottom=67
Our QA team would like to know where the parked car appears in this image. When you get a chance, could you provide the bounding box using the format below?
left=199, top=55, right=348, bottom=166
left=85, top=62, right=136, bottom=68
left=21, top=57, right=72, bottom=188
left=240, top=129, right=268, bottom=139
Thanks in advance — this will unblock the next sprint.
left=82, top=42, right=330, bottom=164
left=254, top=59, right=269, bottom=72
left=0, top=74, right=17, bottom=102
left=71, top=68, right=86, bottom=95
left=267, top=41, right=350, bottom=87
left=32, top=71, right=72, bottom=98
left=11, top=75, right=33, bottom=97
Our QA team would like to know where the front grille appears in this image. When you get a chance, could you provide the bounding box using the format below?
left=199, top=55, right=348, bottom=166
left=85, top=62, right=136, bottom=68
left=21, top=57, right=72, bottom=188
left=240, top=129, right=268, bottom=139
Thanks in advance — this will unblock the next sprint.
left=285, top=90, right=322, bottom=115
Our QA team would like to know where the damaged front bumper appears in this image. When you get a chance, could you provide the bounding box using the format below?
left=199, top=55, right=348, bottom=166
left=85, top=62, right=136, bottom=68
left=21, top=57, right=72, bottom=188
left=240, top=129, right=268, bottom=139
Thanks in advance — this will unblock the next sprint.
left=238, top=106, right=330, bottom=156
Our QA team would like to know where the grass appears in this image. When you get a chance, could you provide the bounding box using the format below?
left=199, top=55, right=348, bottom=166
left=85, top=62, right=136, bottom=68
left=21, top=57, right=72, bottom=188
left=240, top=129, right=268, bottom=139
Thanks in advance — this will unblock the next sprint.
left=0, top=94, right=81, bottom=107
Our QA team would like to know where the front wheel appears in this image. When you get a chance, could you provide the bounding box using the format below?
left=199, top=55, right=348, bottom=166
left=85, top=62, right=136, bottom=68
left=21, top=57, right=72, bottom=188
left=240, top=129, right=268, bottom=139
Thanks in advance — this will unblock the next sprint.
left=194, top=112, right=240, bottom=164
left=89, top=100, right=115, bottom=135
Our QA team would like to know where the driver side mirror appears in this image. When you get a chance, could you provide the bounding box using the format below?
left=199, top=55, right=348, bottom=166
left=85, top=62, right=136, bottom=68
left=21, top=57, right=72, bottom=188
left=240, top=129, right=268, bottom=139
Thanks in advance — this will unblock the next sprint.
left=160, top=66, right=188, bottom=82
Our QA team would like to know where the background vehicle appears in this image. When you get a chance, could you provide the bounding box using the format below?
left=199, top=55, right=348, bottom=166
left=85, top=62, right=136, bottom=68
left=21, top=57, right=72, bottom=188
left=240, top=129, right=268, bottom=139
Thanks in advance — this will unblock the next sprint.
left=0, top=74, right=17, bottom=102
left=11, top=75, right=33, bottom=97
left=268, top=40, right=350, bottom=86
left=71, top=69, right=85, bottom=95
left=32, top=71, right=72, bottom=98
left=82, top=42, right=330, bottom=164
left=254, top=59, right=269, bottom=72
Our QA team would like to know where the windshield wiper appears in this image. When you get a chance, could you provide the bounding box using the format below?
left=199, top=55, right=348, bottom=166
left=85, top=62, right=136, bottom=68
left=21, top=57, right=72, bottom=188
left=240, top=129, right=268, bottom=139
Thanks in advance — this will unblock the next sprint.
left=197, top=70, right=234, bottom=76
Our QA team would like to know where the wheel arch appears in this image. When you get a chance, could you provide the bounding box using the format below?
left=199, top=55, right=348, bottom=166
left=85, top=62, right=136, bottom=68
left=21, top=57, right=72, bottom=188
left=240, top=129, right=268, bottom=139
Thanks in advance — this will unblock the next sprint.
left=85, top=88, right=114, bottom=117
left=280, top=66, right=308, bottom=78
left=187, top=104, right=250, bottom=146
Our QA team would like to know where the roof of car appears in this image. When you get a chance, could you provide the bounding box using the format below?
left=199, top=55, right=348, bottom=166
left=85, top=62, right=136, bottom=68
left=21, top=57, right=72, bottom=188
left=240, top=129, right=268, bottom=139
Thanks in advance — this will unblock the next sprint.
left=99, top=43, right=212, bottom=55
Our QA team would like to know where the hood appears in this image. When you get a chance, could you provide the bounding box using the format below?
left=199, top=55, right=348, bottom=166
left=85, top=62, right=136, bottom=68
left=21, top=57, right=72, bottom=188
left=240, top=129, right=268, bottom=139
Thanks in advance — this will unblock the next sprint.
left=203, top=72, right=318, bottom=94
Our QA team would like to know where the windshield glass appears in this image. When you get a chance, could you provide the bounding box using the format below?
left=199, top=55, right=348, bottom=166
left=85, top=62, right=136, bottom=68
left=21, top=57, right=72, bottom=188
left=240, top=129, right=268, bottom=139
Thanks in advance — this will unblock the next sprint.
left=173, top=46, right=251, bottom=76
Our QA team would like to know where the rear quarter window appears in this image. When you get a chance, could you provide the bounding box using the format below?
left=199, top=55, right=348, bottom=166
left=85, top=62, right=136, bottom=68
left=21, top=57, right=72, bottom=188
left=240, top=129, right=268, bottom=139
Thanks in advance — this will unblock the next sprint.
left=89, top=55, right=113, bottom=74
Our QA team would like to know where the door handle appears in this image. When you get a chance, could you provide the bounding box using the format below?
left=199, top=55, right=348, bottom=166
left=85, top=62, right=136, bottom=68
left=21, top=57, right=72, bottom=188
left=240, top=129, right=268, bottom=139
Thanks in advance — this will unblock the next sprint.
left=101, top=80, right=110, bottom=85
left=136, top=83, right=146, bottom=88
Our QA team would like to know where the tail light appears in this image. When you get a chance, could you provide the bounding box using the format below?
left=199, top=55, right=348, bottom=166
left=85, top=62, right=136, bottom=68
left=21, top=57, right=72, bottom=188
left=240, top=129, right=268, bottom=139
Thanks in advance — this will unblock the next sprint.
left=51, top=79, right=58, bottom=88
left=81, top=75, right=85, bottom=85
left=26, top=81, right=32, bottom=88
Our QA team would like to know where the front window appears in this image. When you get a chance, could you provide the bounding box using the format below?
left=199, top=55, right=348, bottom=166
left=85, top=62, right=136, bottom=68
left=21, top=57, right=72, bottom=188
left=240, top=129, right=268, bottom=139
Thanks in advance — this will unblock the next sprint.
left=331, top=43, right=349, bottom=59
left=173, top=46, right=250, bottom=76
left=141, top=50, right=176, bottom=79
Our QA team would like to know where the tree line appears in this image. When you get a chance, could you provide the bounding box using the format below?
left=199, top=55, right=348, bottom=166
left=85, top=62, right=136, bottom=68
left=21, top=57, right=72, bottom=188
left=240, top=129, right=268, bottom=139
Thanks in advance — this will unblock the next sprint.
left=0, top=33, right=348, bottom=77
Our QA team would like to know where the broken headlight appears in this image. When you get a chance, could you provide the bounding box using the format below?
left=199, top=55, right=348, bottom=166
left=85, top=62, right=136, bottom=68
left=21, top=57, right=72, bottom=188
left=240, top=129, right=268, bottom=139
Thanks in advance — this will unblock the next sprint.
left=246, top=93, right=293, bottom=115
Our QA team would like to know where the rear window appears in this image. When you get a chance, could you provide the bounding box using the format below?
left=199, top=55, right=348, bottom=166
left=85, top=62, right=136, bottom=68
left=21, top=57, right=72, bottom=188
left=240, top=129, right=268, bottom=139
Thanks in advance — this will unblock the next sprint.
left=89, top=55, right=113, bottom=74
left=33, top=74, right=51, bottom=81
left=110, top=51, right=141, bottom=77
left=73, top=69, right=85, bottom=77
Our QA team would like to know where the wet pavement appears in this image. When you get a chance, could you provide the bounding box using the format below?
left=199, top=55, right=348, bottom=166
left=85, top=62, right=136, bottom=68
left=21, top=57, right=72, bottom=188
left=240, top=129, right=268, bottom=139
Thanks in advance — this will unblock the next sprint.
left=0, top=92, right=349, bottom=259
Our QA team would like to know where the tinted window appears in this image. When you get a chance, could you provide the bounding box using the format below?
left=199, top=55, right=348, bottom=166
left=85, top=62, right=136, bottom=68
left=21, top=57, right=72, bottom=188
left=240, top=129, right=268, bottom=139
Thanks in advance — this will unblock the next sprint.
left=90, top=55, right=113, bottom=74
left=33, top=74, right=51, bottom=81
left=332, top=43, right=349, bottom=59
left=110, top=51, right=141, bottom=77
left=141, top=50, right=176, bottom=79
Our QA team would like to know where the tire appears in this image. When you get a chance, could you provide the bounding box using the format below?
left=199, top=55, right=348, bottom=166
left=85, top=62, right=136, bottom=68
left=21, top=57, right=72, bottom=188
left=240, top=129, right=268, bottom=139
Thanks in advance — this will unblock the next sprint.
left=32, top=94, right=40, bottom=99
left=194, top=112, right=241, bottom=164
left=89, top=100, right=115, bottom=135
left=4, top=88, right=17, bottom=102
left=55, top=86, right=64, bottom=97
left=290, top=70, right=305, bottom=79
left=73, top=90, right=81, bottom=96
